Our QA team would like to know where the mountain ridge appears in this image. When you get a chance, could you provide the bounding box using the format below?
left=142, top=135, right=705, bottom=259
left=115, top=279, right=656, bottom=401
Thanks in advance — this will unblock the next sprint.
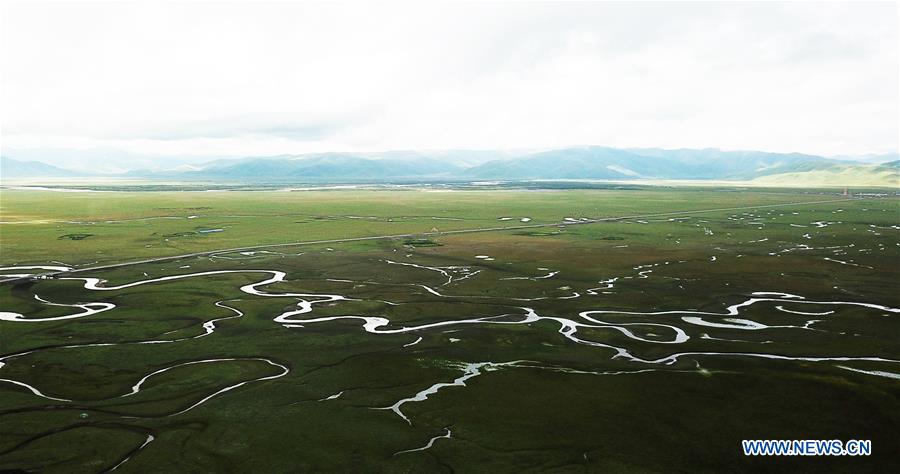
left=1, top=156, right=84, bottom=178
left=2, top=147, right=897, bottom=186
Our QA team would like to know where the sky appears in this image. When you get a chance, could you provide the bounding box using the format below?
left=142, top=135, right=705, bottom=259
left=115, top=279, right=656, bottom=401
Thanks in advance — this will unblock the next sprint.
left=1, top=1, right=898, bottom=171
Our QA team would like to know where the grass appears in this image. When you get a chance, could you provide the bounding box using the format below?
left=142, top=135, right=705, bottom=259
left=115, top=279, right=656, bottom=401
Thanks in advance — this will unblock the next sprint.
left=0, top=186, right=898, bottom=472
left=0, top=187, right=870, bottom=266
left=753, top=163, right=899, bottom=187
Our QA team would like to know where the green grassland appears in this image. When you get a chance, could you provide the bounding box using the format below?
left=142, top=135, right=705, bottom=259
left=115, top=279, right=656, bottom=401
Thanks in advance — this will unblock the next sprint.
left=1, top=187, right=899, bottom=472
left=753, top=163, right=899, bottom=187
left=0, top=187, right=876, bottom=265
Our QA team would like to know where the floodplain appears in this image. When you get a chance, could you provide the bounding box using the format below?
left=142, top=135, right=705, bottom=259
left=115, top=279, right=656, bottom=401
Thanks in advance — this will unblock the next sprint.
left=1, top=186, right=898, bottom=472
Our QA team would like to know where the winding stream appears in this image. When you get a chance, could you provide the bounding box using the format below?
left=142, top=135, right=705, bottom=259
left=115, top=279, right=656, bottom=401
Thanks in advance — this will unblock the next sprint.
left=1, top=249, right=899, bottom=462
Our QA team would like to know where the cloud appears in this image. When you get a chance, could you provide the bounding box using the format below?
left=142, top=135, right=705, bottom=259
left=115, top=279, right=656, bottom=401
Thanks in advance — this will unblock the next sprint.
left=1, top=1, right=896, bottom=168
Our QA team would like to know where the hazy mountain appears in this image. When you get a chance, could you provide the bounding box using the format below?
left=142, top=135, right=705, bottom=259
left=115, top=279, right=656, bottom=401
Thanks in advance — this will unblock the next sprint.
left=828, top=152, right=900, bottom=164
left=160, top=146, right=847, bottom=182
left=0, top=156, right=83, bottom=178
left=1, top=147, right=207, bottom=173
left=876, top=160, right=900, bottom=171
left=624, top=148, right=838, bottom=179
left=461, top=147, right=681, bottom=179
left=5, top=147, right=896, bottom=186
left=463, top=147, right=839, bottom=180
left=129, top=153, right=464, bottom=181
left=192, top=150, right=517, bottom=170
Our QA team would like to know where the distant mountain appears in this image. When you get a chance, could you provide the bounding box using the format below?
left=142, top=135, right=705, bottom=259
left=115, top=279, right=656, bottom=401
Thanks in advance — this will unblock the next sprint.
left=624, top=148, right=838, bottom=179
left=461, top=146, right=839, bottom=180
left=129, top=153, right=464, bottom=181
left=2, top=147, right=216, bottom=173
left=828, top=152, right=900, bottom=164
left=4, top=147, right=896, bottom=186
left=875, top=160, right=900, bottom=171
left=460, top=147, right=680, bottom=180
left=0, top=156, right=82, bottom=179
left=167, top=146, right=842, bottom=183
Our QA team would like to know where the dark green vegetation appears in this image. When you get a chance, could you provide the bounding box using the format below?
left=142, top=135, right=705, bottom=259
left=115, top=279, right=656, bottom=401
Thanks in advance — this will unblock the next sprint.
left=1, top=187, right=899, bottom=472
left=58, top=233, right=93, bottom=241
left=403, top=238, right=442, bottom=247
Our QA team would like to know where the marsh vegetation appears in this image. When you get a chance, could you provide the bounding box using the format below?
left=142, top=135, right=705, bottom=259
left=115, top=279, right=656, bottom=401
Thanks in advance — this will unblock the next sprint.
left=1, top=187, right=898, bottom=472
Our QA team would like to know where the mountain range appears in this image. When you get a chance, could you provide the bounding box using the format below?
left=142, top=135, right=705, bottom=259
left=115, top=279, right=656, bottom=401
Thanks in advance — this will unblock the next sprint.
left=2, top=147, right=898, bottom=186
left=0, top=158, right=79, bottom=178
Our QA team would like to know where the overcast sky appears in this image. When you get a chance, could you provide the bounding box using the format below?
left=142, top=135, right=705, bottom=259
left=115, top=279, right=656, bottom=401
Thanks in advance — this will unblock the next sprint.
left=1, top=1, right=897, bottom=170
